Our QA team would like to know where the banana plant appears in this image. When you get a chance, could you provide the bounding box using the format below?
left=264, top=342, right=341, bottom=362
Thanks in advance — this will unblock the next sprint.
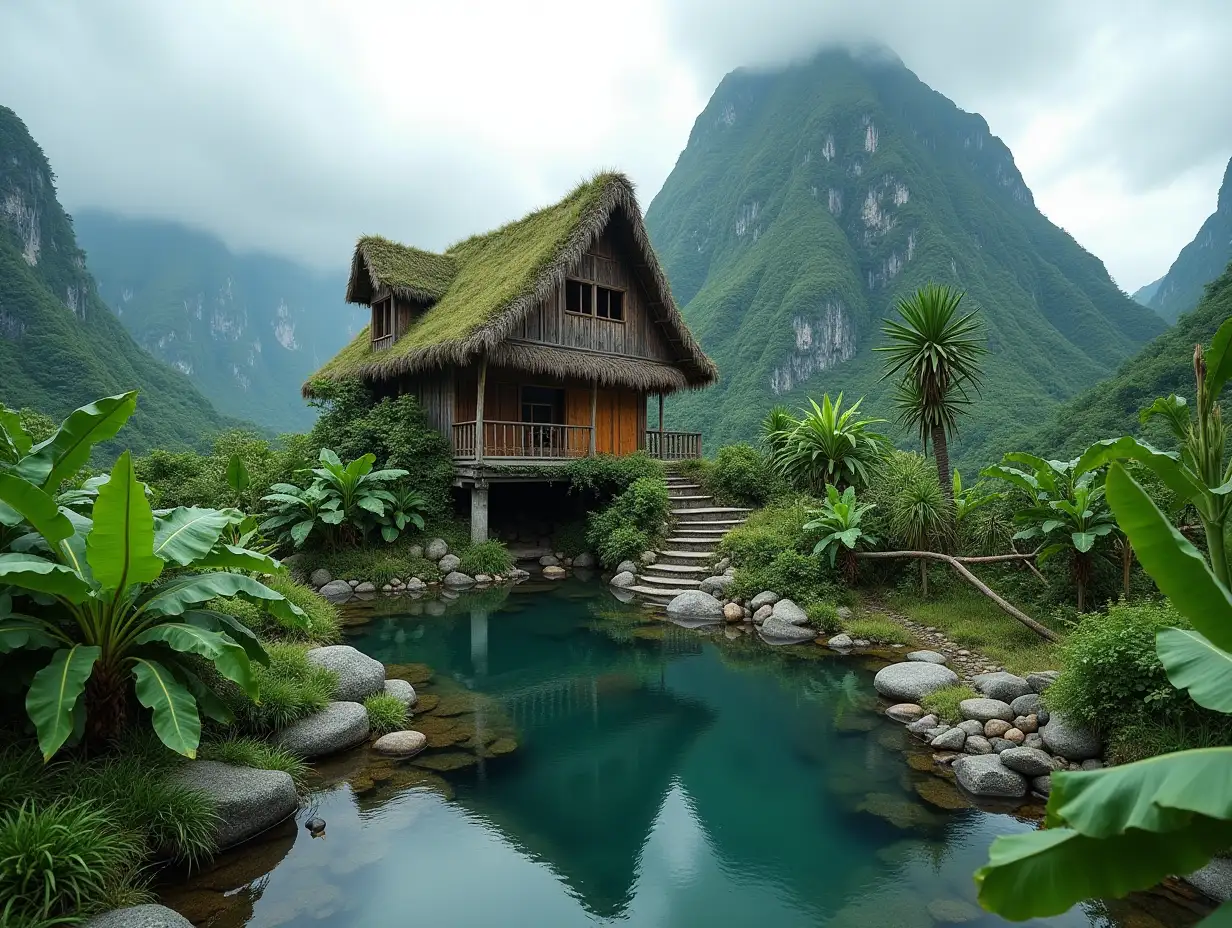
left=952, top=469, right=1000, bottom=522
left=1076, top=316, right=1232, bottom=587
left=803, top=484, right=878, bottom=582
left=311, top=449, right=408, bottom=530
left=975, top=462, right=1232, bottom=925
left=260, top=481, right=343, bottom=548
left=375, top=484, right=427, bottom=543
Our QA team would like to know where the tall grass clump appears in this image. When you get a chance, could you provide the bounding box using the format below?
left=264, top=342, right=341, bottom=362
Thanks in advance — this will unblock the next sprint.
left=458, top=540, right=514, bottom=576
left=212, top=576, right=341, bottom=644
left=226, top=643, right=338, bottom=733
left=200, top=737, right=309, bottom=791
left=363, top=693, right=409, bottom=735
left=921, top=684, right=978, bottom=722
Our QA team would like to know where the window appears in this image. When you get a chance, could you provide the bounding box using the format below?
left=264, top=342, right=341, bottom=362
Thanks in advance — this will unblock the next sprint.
left=372, top=298, right=394, bottom=341
left=565, top=279, right=593, bottom=315
left=596, top=286, right=624, bottom=321
left=521, top=386, right=564, bottom=424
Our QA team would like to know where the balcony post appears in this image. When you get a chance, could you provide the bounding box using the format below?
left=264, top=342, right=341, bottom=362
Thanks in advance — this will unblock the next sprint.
left=470, top=481, right=489, bottom=544
left=658, top=393, right=664, bottom=459
left=589, top=379, right=597, bottom=456
left=474, top=355, right=487, bottom=465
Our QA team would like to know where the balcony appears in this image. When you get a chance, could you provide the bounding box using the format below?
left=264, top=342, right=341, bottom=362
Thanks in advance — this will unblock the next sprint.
left=451, top=421, right=701, bottom=462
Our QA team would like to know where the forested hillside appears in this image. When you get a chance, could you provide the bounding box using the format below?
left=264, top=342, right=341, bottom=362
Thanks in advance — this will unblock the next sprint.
left=0, top=105, right=238, bottom=451
left=646, top=48, right=1165, bottom=468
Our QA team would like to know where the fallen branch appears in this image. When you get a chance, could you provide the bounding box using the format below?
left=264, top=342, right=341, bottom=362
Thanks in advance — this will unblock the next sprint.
left=855, top=549, right=1060, bottom=642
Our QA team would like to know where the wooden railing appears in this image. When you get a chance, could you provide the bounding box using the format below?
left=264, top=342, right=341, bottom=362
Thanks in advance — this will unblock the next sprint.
left=644, top=430, right=702, bottom=460
left=371, top=333, right=395, bottom=351
left=452, top=421, right=593, bottom=460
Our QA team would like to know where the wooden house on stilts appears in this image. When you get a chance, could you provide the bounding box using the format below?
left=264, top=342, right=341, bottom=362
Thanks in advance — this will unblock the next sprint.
left=305, top=172, right=717, bottom=543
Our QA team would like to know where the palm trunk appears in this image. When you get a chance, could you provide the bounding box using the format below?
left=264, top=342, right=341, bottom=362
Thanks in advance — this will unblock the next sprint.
left=932, top=425, right=953, bottom=501
left=84, top=663, right=128, bottom=750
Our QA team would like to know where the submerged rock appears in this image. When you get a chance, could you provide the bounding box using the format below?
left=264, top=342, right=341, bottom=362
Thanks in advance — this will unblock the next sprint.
left=873, top=662, right=958, bottom=703
left=306, top=645, right=385, bottom=701
left=953, top=754, right=1028, bottom=798
left=173, top=760, right=297, bottom=849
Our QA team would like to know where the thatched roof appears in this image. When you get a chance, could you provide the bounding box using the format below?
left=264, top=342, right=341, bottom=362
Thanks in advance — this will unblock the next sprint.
left=304, top=172, right=716, bottom=397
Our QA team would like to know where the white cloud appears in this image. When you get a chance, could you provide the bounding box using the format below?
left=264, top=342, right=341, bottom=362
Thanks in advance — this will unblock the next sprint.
left=1, top=0, right=1228, bottom=292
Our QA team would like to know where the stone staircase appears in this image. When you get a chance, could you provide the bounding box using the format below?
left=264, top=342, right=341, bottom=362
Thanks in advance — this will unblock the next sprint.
left=627, top=475, right=751, bottom=607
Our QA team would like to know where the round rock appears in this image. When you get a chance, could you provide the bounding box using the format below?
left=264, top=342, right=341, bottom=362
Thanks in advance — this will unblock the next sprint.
left=873, top=662, right=959, bottom=703
left=959, top=698, right=1015, bottom=723
left=539, top=554, right=560, bottom=567
left=1031, top=774, right=1052, bottom=796
left=173, top=760, right=297, bottom=849
left=953, top=754, right=1028, bottom=798
left=958, top=719, right=985, bottom=736
left=759, top=615, right=816, bottom=643
left=906, top=714, right=938, bottom=735
left=964, top=735, right=993, bottom=755
left=666, top=589, right=724, bottom=620
left=444, top=571, right=477, bottom=588
left=309, top=568, right=332, bottom=587
left=1004, top=728, right=1026, bottom=744
left=306, top=645, right=385, bottom=701
left=438, top=553, right=461, bottom=572
left=85, top=905, right=194, bottom=928
left=383, top=678, right=417, bottom=708
left=615, top=559, right=638, bottom=576
left=722, top=602, right=743, bottom=623
left=753, top=604, right=774, bottom=625
left=749, top=590, right=779, bottom=610
left=373, top=730, right=427, bottom=758
left=906, top=650, right=948, bottom=665
left=984, top=719, right=1012, bottom=738
left=317, top=579, right=354, bottom=603
left=1026, top=670, right=1060, bottom=693
left=972, top=671, right=1032, bottom=703
left=930, top=727, right=966, bottom=751
left=610, top=570, right=636, bottom=588
left=1040, top=712, right=1102, bottom=761
left=772, top=598, right=809, bottom=626
left=1010, top=693, right=1042, bottom=716
left=827, top=632, right=854, bottom=649
left=273, top=701, right=369, bottom=758
left=885, top=703, right=924, bottom=723
left=542, top=565, right=567, bottom=579
left=573, top=552, right=596, bottom=568
left=426, top=538, right=449, bottom=560
left=700, top=574, right=735, bottom=596
left=999, top=746, right=1054, bottom=778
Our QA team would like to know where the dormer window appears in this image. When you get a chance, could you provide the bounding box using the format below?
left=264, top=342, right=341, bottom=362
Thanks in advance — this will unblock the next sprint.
left=372, top=297, right=395, bottom=349
left=565, top=279, right=624, bottom=322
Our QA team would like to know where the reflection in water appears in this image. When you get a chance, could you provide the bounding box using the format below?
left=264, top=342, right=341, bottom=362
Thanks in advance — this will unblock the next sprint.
left=162, top=581, right=1208, bottom=928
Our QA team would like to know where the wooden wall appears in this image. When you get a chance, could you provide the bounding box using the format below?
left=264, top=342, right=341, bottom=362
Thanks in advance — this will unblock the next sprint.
left=508, top=226, right=677, bottom=362
left=399, top=374, right=454, bottom=435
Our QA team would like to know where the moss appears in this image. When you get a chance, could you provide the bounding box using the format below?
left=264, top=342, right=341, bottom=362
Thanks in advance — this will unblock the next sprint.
left=363, top=693, right=409, bottom=735
left=921, top=685, right=978, bottom=723
left=215, top=575, right=340, bottom=644
left=842, top=617, right=911, bottom=645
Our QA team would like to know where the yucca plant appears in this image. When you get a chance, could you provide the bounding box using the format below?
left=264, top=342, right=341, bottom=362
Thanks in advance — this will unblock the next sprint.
left=877, top=283, right=985, bottom=497
left=888, top=467, right=953, bottom=597
left=803, top=484, right=878, bottom=582
left=767, top=394, right=887, bottom=491
left=0, top=393, right=306, bottom=759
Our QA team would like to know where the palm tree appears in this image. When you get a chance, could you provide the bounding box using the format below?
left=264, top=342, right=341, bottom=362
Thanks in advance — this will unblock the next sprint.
left=877, top=284, right=985, bottom=498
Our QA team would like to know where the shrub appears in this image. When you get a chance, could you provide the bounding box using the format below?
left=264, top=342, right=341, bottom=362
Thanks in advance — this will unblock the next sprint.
left=842, top=617, right=910, bottom=645
left=806, top=602, right=842, bottom=633
left=200, top=737, right=309, bottom=791
left=226, top=643, right=337, bottom=733
left=865, top=450, right=954, bottom=554
left=564, top=452, right=664, bottom=501
left=0, top=799, right=147, bottom=924
left=213, top=576, right=340, bottom=644
left=729, top=549, right=840, bottom=604
left=300, top=536, right=444, bottom=587
left=921, top=684, right=978, bottom=722
left=1106, top=715, right=1232, bottom=766
left=458, top=540, right=514, bottom=576
left=587, top=476, right=670, bottom=568
left=710, top=442, right=781, bottom=507
left=719, top=496, right=816, bottom=564
left=1045, top=600, right=1212, bottom=737
left=551, top=520, right=590, bottom=557
left=363, top=693, right=408, bottom=735
left=765, top=394, right=888, bottom=492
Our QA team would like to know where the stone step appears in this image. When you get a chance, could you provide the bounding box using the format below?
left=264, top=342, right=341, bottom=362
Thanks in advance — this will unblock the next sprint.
left=669, top=496, right=717, bottom=510
left=636, top=572, right=702, bottom=589
left=641, top=562, right=710, bottom=576
left=674, top=520, right=746, bottom=534
left=670, top=507, right=751, bottom=522
left=663, top=538, right=724, bottom=553
left=625, top=584, right=685, bottom=603
left=666, top=483, right=703, bottom=492
left=654, top=550, right=714, bottom=566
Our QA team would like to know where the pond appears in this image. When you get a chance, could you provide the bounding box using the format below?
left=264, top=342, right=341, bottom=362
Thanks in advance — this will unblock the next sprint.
left=162, top=580, right=1205, bottom=928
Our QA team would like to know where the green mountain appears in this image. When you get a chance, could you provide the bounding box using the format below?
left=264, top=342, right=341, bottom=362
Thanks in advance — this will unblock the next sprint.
left=0, top=105, right=239, bottom=452
left=645, top=47, right=1166, bottom=468
left=1019, top=261, right=1232, bottom=459
left=75, top=213, right=364, bottom=431
left=1147, top=156, right=1232, bottom=323
left=1131, top=276, right=1164, bottom=306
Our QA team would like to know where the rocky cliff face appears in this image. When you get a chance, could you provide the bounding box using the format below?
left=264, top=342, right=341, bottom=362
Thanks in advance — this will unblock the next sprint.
left=0, top=105, right=238, bottom=452
left=646, top=47, right=1165, bottom=465
left=75, top=212, right=364, bottom=431
left=1148, top=156, right=1232, bottom=323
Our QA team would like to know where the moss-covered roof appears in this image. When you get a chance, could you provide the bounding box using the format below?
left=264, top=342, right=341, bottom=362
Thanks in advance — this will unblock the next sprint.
left=306, top=172, right=717, bottom=395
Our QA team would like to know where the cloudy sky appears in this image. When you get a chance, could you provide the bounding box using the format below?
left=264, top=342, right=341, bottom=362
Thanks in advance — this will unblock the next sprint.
left=2, top=0, right=1229, bottom=293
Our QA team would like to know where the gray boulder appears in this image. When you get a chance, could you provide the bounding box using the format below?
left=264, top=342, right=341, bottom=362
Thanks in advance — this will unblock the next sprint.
left=953, top=755, right=1028, bottom=798
left=958, top=698, right=1015, bottom=723
left=306, top=645, right=384, bottom=701
left=885, top=703, right=924, bottom=723
left=699, top=575, right=735, bottom=596
left=1000, top=747, right=1055, bottom=778
left=508, top=568, right=530, bottom=581
left=1041, top=712, right=1102, bottom=761
left=873, top=662, right=958, bottom=703
left=759, top=615, right=817, bottom=643
left=615, top=560, right=638, bottom=576
left=443, top=571, right=476, bottom=588
left=1023, top=732, right=1045, bottom=750
left=542, top=565, right=567, bottom=579
left=1027, top=670, right=1061, bottom=693
left=972, top=671, right=1032, bottom=703
left=426, top=538, right=449, bottom=560
left=438, top=553, right=461, bottom=573
left=373, top=730, right=427, bottom=758
left=930, top=727, right=966, bottom=751
left=957, top=720, right=985, bottom=736
left=318, top=579, right=354, bottom=603
left=573, top=552, right=596, bottom=568
left=383, top=678, right=417, bottom=707
left=405, top=577, right=427, bottom=592
left=610, top=570, right=637, bottom=588
left=309, top=568, right=332, bottom=588
left=990, top=738, right=1015, bottom=753
left=964, top=735, right=993, bottom=755
left=1031, top=774, right=1052, bottom=796
left=86, top=906, right=194, bottom=928
left=354, top=581, right=376, bottom=594
left=772, top=599, right=809, bottom=626
left=906, top=714, right=939, bottom=735
left=539, top=554, right=560, bottom=567
left=1187, top=858, right=1232, bottom=903
left=1010, top=693, right=1043, bottom=716
left=906, top=650, right=948, bottom=665
left=408, top=544, right=424, bottom=559
left=666, top=590, right=724, bottom=620
left=753, top=604, right=774, bottom=625
left=836, top=605, right=853, bottom=620
left=273, top=701, right=369, bottom=758
left=749, top=591, right=779, bottom=610
left=827, top=632, right=854, bottom=650
left=173, top=760, right=297, bottom=849
left=714, top=557, right=731, bottom=572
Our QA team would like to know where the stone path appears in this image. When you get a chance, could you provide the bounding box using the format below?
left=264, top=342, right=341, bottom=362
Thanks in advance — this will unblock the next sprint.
left=866, top=601, right=1008, bottom=682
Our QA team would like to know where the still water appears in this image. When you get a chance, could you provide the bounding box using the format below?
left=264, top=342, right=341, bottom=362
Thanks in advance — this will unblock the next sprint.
left=163, top=580, right=1203, bottom=927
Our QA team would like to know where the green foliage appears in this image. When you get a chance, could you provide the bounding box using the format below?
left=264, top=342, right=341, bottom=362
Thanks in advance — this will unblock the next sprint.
left=200, top=736, right=309, bottom=791
left=921, top=684, right=978, bottom=723
left=587, top=476, right=670, bottom=568
left=298, top=534, right=445, bottom=588
left=307, top=381, right=455, bottom=519
left=550, top=520, right=590, bottom=558
left=842, top=617, right=910, bottom=645
left=766, top=394, right=887, bottom=491
left=458, top=540, right=513, bottom=576
left=363, top=692, right=409, bottom=735
left=723, top=498, right=842, bottom=603
left=212, top=576, right=340, bottom=644
left=563, top=451, right=664, bottom=501
left=223, top=642, right=336, bottom=734
left=805, top=601, right=841, bottom=633
left=732, top=550, right=841, bottom=606
left=803, top=484, right=878, bottom=576
left=709, top=443, right=780, bottom=506
left=865, top=451, right=954, bottom=561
